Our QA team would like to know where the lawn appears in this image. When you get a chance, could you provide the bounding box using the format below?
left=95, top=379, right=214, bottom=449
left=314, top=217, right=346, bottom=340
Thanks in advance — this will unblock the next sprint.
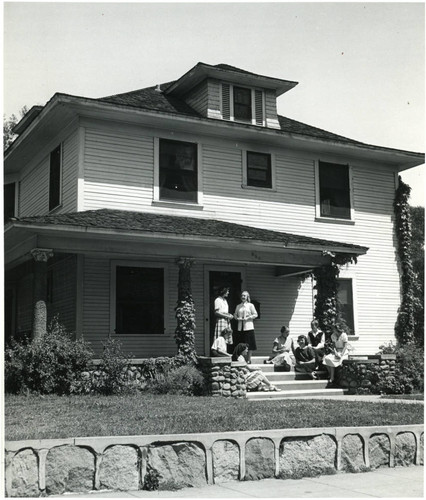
left=5, top=394, right=424, bottom=441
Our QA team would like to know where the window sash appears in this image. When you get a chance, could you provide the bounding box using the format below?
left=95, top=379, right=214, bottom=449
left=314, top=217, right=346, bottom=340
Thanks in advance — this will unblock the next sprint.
left=337, top=278, right=355, bottom=334
left=49, top=145, right=61, bottom=211
left=247, top=152, right=272, bottom=188
left=4, top=182, right=16, bottom=223
left=159, top=139, right=198, bottom=202
left=115, top=265, right=164, bottom=335
left=319, top=161, right=351, bottom=219
left=233, top=86, right=252, bottom=122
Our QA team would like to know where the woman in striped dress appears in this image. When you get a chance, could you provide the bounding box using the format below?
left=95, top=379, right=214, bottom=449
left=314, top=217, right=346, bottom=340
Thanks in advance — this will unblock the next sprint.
left=214, top=287, right=234, bottom=344
left=232, top=343, right=280, bottom=392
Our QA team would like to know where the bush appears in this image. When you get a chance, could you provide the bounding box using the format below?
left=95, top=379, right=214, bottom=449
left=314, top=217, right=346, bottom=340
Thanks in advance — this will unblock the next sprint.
left=5, top=317, right=93, bottom=394
left=72, top=336, right=138, bottom=395
left=146, top=365, right=207, bottom=396
left=374, top=343, right=424, bottom=395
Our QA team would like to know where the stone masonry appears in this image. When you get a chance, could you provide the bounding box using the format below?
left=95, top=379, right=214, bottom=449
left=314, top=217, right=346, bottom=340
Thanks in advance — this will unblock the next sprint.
left=5, top=425, right=423, bottom=496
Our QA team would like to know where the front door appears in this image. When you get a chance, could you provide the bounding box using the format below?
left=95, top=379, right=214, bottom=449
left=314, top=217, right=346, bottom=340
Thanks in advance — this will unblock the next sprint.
left=209, top=271, right=242, bottom=350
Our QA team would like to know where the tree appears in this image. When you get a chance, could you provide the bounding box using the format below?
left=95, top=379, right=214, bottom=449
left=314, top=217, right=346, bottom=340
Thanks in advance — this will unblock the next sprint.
left=3, top=106, right=28, bottom=150
left=410, top=205, right=424, bottom=346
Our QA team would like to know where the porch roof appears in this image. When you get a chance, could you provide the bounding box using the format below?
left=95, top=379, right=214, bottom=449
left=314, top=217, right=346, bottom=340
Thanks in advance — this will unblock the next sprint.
left=6, top=209, right=368, bottom=255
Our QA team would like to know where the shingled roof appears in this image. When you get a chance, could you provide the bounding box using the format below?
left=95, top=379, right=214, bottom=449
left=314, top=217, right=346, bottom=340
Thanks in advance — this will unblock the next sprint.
left=97, top=75, right=371, bottom=148
left=11, top=209, right=368, bottom=255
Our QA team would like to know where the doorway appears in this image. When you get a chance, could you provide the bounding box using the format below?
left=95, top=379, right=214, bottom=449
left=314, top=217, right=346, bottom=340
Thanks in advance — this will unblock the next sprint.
left=208, top=270, right=242, bottom=350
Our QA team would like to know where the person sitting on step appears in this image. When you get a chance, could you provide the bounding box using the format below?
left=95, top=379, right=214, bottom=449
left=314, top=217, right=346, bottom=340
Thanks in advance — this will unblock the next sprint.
left=294, top=335, right=318, bottom=379
left=264, top=326, right=294, bottom=370
left=211, top=327, right=233, bottom=357
left=232, top=343, right=281, bottom=392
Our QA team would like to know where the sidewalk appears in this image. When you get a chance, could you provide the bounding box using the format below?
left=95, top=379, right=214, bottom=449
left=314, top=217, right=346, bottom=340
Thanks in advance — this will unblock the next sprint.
left=59, top=466, right=424, bottom=498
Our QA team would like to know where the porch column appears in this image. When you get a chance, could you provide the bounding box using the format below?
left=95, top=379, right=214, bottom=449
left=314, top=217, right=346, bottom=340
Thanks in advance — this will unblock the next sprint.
left=175, top=257, right=196, bottom=360
left=31, top=248, right=53, bottom=340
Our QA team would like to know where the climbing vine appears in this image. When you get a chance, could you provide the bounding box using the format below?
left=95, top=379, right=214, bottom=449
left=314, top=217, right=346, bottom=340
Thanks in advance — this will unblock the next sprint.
left=174, top=258, right=197, bottom=364
left=312, top=252, right=357, bottom=341
left=393, top=176, right=415, bottom=345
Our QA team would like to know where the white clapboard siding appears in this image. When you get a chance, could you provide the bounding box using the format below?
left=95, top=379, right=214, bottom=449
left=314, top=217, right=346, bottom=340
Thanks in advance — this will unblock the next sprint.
left=244, top=267, right=314, bottom=355
left=79, top=122, right=403, bottom=354
left=60, top=130, right=78, bottom=213
left=47, top=255, right=77, bottom=333
left=16, top=275, right=33, bottom=332
left=19, top=156, right=49, bottom=216
left=184, top=80, right=209, bottom=116
left=83, top=256, right=201, bottom=357
left=84, top=128, right=153, bottom=211
left=18, top=129, right=78, bottom=216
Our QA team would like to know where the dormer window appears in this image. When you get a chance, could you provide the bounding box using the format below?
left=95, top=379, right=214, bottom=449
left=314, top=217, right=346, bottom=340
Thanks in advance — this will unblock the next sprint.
left=222, top=83, right=264, bottom=126
left=233, top=86, right=252, bottom=122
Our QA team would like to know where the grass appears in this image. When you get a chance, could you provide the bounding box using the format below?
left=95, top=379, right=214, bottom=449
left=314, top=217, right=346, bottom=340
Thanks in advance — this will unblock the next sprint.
left=5, top=393, right=424, bottom=441
left=380, top=393, right=424, bottom=401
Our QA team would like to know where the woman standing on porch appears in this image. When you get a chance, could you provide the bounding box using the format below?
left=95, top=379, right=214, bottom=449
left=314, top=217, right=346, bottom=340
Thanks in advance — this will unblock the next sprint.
left=214, top=287, right=234, bottom=342
left=234, top=291, right=258, bottom=364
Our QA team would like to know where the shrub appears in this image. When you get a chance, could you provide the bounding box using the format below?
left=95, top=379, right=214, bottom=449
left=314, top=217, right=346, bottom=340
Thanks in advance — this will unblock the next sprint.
left=146, top=365, right=207, bottom=396
left=374, top=343, right=424, bottom=395
left=73, top=336, right=138, bottom=395
left=5, top=317, right=93, bottom=394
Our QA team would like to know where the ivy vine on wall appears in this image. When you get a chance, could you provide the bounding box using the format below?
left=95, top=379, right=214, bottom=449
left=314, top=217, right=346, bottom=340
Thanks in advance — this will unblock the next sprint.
left=312, top=252, right=357, bottom=341
left=174, top=258, right=197, bottom=363
left=393, top=176, right=415, bottom=345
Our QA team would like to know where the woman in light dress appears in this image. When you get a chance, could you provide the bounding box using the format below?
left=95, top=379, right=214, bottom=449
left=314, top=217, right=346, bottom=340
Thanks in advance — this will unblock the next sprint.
left=264, top=326, right=294, bottom=367
left=232, top=343, right=280, bottom=392
left=323, top=324, right=349, bottom=387
left=233, top=291, right=258, bottom=363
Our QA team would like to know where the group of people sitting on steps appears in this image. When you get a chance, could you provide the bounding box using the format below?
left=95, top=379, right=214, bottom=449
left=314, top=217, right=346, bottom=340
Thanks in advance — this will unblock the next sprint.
left=211, top=320, right=349, bottom=390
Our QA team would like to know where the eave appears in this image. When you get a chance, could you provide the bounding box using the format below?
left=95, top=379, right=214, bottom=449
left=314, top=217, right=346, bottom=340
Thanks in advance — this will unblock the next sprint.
left=164, top=62, right=299, bottom=97
left=4, top=93, right=424, bottom=174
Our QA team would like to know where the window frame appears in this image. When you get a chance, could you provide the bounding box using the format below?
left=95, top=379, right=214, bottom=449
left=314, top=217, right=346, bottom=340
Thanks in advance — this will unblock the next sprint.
left=110, top=260, right=170, bottom=337
left=153, top=137, right=203, bottom=207
left=3, top=181, right=18, bottom=222
left=221, top=84, right=265, bottom=126
left=242, top=149, right=276, bottom=191
left=337, top=277, right=358, bottom=336
left=49, top=144, right=63, bottom=212
left=315, top=160, right=354, bottom=223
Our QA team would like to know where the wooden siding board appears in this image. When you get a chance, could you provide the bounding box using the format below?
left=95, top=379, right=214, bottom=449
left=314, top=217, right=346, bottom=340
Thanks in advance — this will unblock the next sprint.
left=80, top=122, right=401, bottom=354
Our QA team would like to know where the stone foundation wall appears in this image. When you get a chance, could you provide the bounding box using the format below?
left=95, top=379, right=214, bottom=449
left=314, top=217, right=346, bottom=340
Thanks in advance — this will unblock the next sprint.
left=340, top=354, right=396, bottom=394
left=198, top=357, right=248, bottom=397
left=5, top=424, right=423, bottom=497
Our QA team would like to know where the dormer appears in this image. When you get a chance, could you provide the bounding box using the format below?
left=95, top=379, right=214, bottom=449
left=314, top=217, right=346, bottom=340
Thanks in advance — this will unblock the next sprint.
left=165, top=63, right=298, bottom=129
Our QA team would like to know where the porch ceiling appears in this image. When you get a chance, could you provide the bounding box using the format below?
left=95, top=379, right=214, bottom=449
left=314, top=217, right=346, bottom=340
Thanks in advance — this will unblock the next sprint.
left=4, top=209, right=368, bottom=268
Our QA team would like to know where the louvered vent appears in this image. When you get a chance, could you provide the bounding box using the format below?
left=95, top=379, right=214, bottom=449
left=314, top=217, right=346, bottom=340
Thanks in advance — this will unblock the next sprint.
left=255, top=90, right=264, bottom=126
left=222, top=84, right=230, bottom=120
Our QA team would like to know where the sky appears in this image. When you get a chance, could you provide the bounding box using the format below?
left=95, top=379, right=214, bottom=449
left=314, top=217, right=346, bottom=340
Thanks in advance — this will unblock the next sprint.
left=3, top=1, right=425, bottom=205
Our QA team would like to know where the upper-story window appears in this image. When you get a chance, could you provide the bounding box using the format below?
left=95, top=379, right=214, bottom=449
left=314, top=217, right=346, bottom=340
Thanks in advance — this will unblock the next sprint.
left=316, top=160, right=352, bottom=220
left=49, top=144, right=62, bottom=211
left=246, top=151, right=272, bottom=189
left=233, top=86, right=252, bottom=122
left=159, top=138, right=198, bottom=203
left=4, top=182, right=16, bottom=223
left=222, top=83, right=264, bottom=126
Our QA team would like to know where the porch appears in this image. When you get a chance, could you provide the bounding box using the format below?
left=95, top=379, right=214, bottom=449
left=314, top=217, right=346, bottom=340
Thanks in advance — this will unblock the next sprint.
left=4, top=209, right=367, bottom=356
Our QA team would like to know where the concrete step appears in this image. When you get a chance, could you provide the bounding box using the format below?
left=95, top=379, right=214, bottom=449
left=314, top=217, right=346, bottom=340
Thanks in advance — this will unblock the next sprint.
left=247, top=388, right=346, bottom=400
left=265, top=371, right=328, bottom=382
left=272, top=379, right=330, bottom=391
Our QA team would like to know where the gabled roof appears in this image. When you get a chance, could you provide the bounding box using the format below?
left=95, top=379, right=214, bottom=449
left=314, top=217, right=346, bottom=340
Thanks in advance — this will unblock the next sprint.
left=8, top=209, right=368, bottom=255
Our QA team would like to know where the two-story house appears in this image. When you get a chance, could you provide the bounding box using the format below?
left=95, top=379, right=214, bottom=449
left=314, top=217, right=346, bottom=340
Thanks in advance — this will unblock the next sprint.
left=4, top=62, right=424, bottom=357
